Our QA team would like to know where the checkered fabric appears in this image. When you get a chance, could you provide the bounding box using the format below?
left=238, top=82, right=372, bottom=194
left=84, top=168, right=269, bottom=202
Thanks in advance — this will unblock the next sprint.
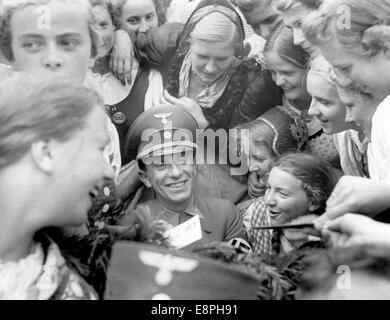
left=247, top=198, right=274, bottom=256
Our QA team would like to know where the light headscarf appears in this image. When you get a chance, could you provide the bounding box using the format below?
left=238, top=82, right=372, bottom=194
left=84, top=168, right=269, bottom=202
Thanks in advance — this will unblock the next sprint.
left=179, top=11, right=241, bottom=109
left=191, top=11, right=239, bottom=45
left=178, top=0, right=245, bottom=56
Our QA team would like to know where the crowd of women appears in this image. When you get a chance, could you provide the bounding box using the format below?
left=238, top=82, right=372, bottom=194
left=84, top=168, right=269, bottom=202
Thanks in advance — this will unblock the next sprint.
left=1, top=0, right=390, bottom=300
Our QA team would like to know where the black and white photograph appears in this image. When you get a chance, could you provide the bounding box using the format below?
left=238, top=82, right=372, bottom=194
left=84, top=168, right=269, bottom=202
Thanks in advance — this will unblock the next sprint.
left=1, top=0, right=390, bottom=305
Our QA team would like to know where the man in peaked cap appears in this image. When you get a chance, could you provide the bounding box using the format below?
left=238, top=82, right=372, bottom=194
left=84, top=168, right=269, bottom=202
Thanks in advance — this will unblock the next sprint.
left=120, top=104, right=250, bottom=251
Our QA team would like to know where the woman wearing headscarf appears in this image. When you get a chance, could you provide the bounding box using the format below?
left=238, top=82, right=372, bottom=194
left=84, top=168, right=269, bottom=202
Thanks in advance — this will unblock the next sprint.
left=235, top=104, right=310, bottom=216
left=109, top=0, right=282, bottom=205
left=116, top=0, right=282, bottom=131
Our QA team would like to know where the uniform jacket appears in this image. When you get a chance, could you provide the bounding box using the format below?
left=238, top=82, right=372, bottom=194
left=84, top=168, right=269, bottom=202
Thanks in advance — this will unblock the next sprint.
left=133, top=195, right=248, bottom=249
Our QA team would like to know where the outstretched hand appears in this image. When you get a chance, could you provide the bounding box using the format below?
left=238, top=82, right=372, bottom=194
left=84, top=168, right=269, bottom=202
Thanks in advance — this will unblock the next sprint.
left=320, top=213, right=390, bottom=248
left=315, top=176, right=390, bottom=228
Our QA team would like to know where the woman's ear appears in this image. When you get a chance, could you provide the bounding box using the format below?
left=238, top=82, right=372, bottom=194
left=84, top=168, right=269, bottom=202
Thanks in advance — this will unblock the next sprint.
left=30, top=140, right=54, bottom=174
left=308, top=200, right=321, bottom=213
left=138, top=169, right=152, bottom=188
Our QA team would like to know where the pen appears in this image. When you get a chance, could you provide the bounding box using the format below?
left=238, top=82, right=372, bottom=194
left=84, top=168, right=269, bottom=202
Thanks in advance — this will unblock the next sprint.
left=251, top=223, right=315, bottom=230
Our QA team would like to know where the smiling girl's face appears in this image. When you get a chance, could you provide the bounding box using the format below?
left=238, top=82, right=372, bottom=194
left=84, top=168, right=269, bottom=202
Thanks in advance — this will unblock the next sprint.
left=307, top=71, right=355, bottom=134
left=265, top=52, right=309, bottom=102
left=317, top=32, right=390, bottom=101
left=264, top=167, right=314, bottom=224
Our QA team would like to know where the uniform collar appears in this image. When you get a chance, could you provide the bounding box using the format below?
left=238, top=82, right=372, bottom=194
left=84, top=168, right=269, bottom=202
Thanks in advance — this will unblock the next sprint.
left=152, top=197, right=205, bottom=220
left=152, top=196, right=213, bottom=233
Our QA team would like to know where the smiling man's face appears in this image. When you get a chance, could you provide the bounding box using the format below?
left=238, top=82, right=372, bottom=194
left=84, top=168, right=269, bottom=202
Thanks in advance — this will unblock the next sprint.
left=140, top=153, right=195, bottom=211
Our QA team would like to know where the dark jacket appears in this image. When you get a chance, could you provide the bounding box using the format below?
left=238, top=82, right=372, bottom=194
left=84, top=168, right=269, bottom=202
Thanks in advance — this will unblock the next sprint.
left=132, top=195, right=248, bottom=249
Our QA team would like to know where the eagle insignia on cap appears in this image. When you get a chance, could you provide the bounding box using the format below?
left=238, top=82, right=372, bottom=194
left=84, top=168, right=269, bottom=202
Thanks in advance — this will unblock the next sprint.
left=154, top=113, right=173, bottom=125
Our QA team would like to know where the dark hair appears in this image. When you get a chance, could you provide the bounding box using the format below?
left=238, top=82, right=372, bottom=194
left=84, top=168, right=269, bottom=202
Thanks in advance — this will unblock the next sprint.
left=113, top=0, right=167, bottom=29
left=297, top=244, right=390, bottom=298
left=264, top=23, right=310, bottom=68
left=270, top=153, right=335, bottom=215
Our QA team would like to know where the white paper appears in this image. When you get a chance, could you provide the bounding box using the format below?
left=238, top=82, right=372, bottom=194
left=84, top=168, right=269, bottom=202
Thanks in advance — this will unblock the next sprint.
left=164, top=215, right=202, bottom=248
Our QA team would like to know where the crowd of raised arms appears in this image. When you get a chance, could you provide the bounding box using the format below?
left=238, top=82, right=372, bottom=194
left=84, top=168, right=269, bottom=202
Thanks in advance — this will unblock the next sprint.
left=1, top=0, right=390, bottom=300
